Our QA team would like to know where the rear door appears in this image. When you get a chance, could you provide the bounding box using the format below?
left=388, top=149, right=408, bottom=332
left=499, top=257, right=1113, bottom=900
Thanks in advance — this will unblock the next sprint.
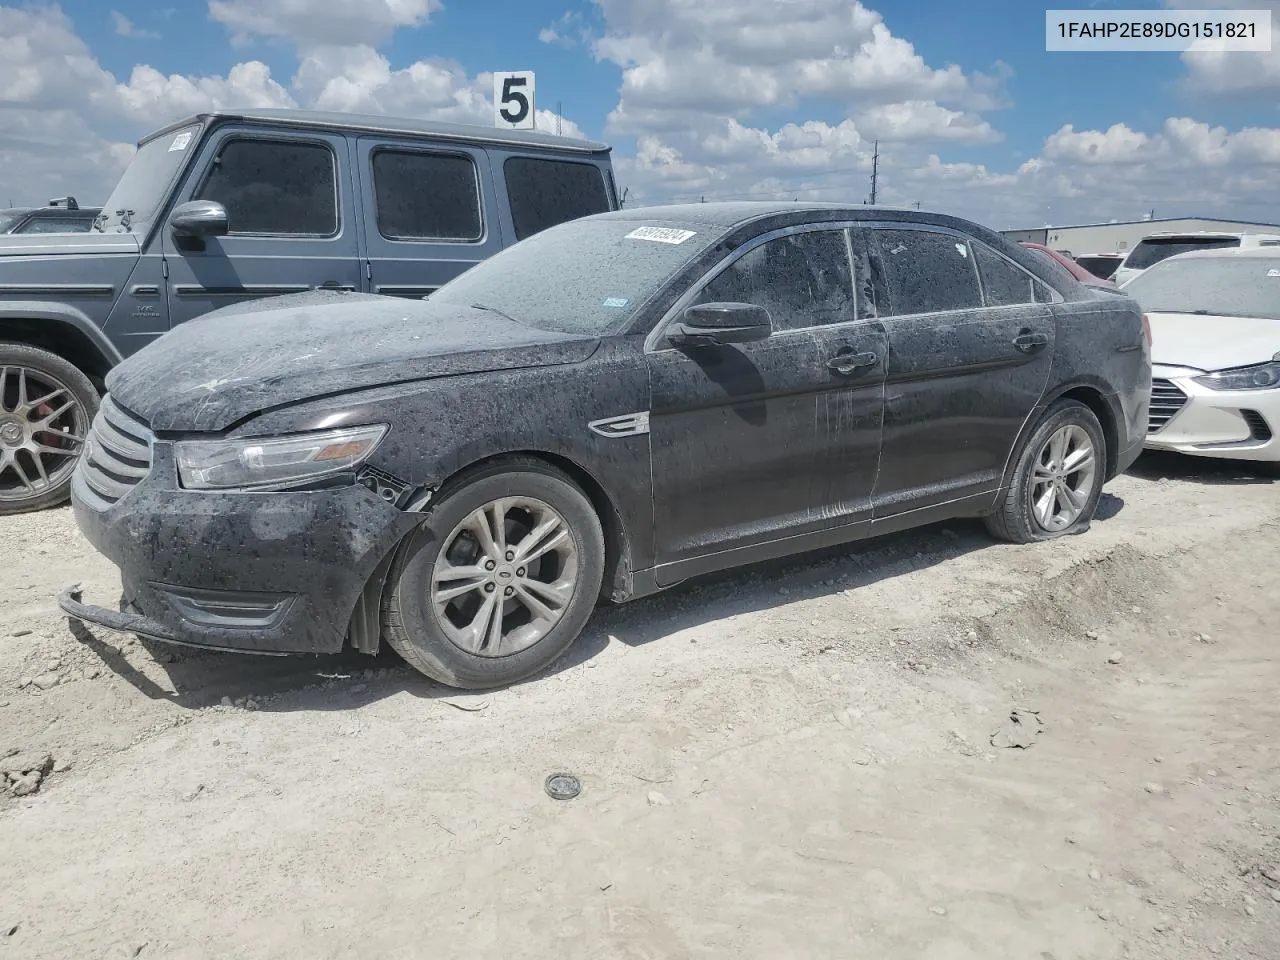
left=163, top=129, right=361, bottom=326
left=865, top=224, right=1055, bottom=514
left=355, top=137, right=502, bottom=300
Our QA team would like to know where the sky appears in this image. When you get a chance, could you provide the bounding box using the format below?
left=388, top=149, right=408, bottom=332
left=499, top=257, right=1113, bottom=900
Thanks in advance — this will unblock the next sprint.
left=1, top=0, right=1279, bottom=229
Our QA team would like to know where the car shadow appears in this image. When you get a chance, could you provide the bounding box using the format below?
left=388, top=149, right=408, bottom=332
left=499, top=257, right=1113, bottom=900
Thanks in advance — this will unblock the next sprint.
left=73, top=503, right=1136, bottom=710
left=1127, top=450, right=1276, bottom=486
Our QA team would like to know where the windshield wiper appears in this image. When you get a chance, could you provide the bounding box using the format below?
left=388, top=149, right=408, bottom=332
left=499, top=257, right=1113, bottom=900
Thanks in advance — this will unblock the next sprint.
left=469, top=303, right=523, bottom=325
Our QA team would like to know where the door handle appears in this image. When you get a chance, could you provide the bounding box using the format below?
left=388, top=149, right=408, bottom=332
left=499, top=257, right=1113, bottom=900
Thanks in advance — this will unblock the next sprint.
left=826, top=351, right=878, bottom=376
left=1012, top=330, right=1048, bottom=353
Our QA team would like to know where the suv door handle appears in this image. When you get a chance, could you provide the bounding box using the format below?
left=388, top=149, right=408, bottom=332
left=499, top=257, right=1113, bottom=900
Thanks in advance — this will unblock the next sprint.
left=1012, top=330, right=1048, bottom=353
left=826, top=351, right=878, bottom=376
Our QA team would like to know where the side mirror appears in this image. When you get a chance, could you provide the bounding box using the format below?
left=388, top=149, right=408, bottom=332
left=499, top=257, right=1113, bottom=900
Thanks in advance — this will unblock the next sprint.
left=668, top=302, right=772, bottom=347
left=170, top=200, right=228, bottom=238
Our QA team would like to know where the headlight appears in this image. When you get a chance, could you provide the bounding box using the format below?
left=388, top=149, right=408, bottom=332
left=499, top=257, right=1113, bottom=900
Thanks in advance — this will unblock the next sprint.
left=1192, top=361, right=1280, bottom=391
left=176, top=424, right=388, bottom=491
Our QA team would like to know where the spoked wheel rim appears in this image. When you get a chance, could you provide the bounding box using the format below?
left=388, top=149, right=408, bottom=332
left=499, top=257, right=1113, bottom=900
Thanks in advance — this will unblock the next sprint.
left=1030, top=423, right=1097, bottom=532
left=0, top=365, right=88, bottom=503
left=430, top=496, right=580, bottom=657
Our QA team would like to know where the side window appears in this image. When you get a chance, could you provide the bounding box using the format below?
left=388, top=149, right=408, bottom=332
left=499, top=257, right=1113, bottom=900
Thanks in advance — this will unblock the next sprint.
left=504, top=157, right=610, bottom=241
left=196, top=139, right=337, bottom=236
left=871, top=228, right=982, bottom=316
left=15, top=218, right=88, bottom=234
left=1033, top=280, right=1054, bottom=303
left=372, top=150, right=481, bottom=242
left=695, top=230, right=855, bottom=332
left=974, top=242, right=1035, bottom=307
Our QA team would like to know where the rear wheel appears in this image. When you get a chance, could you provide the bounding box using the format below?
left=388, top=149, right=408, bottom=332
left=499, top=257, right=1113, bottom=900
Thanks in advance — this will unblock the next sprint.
left=382, top=459, right=605, bottom=689
left=0, top=343, right=99, bottom=515
left=985, top=399, right=1106, bottom=544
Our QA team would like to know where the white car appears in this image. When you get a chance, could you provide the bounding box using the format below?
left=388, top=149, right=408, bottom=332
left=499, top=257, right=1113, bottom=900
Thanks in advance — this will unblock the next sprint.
left=1113, top=231, right=1280, bottom=286
left=1122, top=247, right=1280, bottom=473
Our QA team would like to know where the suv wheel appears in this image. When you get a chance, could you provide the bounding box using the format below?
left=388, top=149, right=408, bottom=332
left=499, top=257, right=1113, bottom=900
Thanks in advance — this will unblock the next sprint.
left=382, top=458, right=606, bottom=689
left=985, top=399, right=1106, bottom=544
left=0, top=343, right=99, bottom=515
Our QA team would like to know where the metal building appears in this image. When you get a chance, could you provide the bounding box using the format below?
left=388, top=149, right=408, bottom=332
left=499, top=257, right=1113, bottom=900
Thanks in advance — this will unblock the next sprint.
left=1000, top=217, right=1280, bottom=255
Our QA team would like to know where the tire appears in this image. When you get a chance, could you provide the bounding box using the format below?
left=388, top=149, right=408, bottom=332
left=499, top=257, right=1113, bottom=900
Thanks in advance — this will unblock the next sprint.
left=0, top=342, right=100, bottom=516
left=984, top=399, right=1107, bottom=544
left=382, top=458, right=606, bottom=690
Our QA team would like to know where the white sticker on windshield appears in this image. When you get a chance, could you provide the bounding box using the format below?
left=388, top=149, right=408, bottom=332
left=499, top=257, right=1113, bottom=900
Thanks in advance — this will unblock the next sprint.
left=626, top=226, right=696, bottom=244
left=955, top=243, right=968, bottom=258
left=603, top=297, right=629, bottom=308
left=1268, top=268, right=1280, bottom=277
left=168, top=132, right=193, bottom=152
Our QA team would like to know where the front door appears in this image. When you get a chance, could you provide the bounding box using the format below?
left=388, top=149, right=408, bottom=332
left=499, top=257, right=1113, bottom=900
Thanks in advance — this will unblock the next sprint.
left=646, top=226, right=885, bottom=583
left=163, top=129, right=362, bottom=326
left=354, top=137, right=503, bottom=300
left=864, top=225, right=1056, bottom=514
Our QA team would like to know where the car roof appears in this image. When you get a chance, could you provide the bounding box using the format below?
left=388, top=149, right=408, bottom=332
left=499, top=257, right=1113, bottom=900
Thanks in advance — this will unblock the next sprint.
left=591, top=200, right=932, bottom=229
left=1139, top=230, right=1280, bottom=239
left=1158, top=245, right=1280, bottom=262
left=145, top=108, right=612, bottom=155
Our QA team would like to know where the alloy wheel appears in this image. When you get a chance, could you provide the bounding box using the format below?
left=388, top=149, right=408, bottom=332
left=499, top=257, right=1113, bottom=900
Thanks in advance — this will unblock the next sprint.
left=0, top=365, right=87, bottom=504
left=429, top=496, right=580, bottom=657
left=1030, top=423, right=1097, bottom=532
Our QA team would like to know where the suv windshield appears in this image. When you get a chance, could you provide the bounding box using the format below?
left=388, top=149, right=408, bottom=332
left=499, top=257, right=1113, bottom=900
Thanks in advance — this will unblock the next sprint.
left=97, top=124, right=201, bottom=232
left=1123, top=256, right=1280, bottom=320
left=429, top=218, right=721, bottom=335
left=1124, top=236, right=1239, bottom=270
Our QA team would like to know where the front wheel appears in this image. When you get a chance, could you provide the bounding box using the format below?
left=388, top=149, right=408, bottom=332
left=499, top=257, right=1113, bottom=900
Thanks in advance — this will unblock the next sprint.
left=382, top=459, right=605, bottom=689
left=985, top=399, right=1107, bottom=544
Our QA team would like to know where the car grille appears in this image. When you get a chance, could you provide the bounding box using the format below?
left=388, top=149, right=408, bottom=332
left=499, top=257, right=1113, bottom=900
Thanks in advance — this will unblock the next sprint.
left=79, top=394, right=153, bottom=507
left=1148, top=379, right=1189, bottom=434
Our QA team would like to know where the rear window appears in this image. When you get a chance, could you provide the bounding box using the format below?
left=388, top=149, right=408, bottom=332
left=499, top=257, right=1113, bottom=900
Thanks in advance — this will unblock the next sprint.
left=1125, top=237, right=1239, bottom=270
left=1075, top=255, right=1122, bottom=279
left=504, top=157, right=611, bottom=241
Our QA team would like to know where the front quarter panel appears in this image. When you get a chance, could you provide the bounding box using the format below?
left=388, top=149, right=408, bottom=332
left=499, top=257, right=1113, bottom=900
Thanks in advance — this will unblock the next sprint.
left=235, top=338, right=656, bottom=581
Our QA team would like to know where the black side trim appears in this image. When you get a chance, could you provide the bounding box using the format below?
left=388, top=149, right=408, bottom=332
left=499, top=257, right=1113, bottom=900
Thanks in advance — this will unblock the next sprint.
left=0, top=284, right=113, bottom=297
left=171, top=284, right=311, bottom=298
left=374, top=285, right=439, bottom=298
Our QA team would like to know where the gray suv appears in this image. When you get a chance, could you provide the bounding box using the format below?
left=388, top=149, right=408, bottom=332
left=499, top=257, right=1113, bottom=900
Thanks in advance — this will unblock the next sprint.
left=0, top=108, right=617, bottom=514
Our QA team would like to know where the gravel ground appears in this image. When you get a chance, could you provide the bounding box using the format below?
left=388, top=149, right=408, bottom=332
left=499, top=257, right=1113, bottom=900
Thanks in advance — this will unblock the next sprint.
left=2, top=450, right=1279, bottom=959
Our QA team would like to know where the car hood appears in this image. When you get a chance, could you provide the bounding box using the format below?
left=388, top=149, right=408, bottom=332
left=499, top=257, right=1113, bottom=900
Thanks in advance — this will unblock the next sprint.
left=0, top=231, right=138, bottom=257
left=1148, top=311, right=1280, bottom=372
left=106, top=291, right=602, bottom=432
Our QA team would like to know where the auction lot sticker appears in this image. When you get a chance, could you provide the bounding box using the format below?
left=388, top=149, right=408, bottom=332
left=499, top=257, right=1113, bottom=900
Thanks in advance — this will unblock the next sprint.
left=1046, top=9, right=1271, bottom=51
left=626, top=227, right=697, bottom=244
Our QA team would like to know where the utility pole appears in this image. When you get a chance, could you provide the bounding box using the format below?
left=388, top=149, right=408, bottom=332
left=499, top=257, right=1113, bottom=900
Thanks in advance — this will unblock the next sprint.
left=869, top=140, right=879, bottom=206
left=556, top=101, right=562, bottom=136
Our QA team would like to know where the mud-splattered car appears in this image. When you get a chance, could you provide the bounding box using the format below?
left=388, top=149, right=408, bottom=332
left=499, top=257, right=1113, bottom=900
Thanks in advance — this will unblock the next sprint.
left=59, top=202, right=1151, bottom=689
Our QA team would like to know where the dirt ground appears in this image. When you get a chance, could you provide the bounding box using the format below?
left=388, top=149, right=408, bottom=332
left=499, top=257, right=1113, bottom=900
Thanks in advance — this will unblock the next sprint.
left=2, top=450, right=1279, bottom=960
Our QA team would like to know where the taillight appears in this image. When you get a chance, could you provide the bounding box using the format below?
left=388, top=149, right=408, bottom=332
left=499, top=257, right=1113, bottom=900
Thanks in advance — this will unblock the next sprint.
left=1142, top=312, right=1152, bottom=346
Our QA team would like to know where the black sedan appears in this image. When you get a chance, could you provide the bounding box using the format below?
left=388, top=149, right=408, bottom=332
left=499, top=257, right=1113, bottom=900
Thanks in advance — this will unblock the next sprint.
left=60, top=203, right=1151, bottom=689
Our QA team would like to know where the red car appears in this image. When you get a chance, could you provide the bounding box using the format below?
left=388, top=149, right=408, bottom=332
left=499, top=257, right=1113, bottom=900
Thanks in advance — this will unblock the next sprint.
left=1020, top=242, right=1116, bottom=287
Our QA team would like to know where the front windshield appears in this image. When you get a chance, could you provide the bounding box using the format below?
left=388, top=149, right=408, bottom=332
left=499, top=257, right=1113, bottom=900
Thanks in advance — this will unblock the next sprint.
left=97, top=123, right=201, bottom=232
left=1123, top=257, right=1280, bottom=320
left=0, top=213, right=17, bottom=234
left=429, top=218, right=722, bottom=335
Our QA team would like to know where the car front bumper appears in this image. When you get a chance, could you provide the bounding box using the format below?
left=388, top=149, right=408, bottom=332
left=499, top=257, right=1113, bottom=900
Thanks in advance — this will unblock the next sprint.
left=61, top=442, right=420, bottom=655
left=1144, top=364, right=1280, bottom=463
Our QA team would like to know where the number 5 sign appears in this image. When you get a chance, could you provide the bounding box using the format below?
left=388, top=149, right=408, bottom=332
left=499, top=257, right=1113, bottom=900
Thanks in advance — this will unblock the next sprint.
left=493, top=71, right=536, bottom=130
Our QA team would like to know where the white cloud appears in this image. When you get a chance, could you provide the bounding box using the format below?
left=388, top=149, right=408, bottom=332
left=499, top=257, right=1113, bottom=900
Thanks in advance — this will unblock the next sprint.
left=111, top=11, right=159, bottom=39
left=854, top=101, right=1001, bottom=144
left=208, top=0, right=441, bottom=47
left=1165, top=0, right=1280, bottom=95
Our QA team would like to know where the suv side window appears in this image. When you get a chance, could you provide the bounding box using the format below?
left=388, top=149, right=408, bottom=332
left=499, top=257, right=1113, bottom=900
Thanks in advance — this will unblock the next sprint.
left=871, top=228, right=983, bottom=316
left=372, top=150, right=482, bottom=242
left=974, top=242, right=1038, bottom=307
left=504, top=157, right=610, bottom=241
left=196, top=138, right=337, bottom=237
left=695, top=230, right=855, bottom=332
left=15, top=217, right=89, bottom=234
